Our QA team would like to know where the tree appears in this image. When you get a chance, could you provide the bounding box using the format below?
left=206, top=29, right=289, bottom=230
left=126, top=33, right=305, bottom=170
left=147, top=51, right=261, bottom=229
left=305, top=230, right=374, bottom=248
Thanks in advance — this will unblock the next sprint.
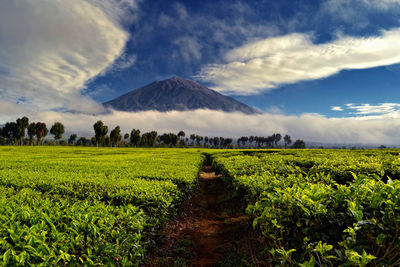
left=36, top=122, right=48, bottom=145
left=68, top=134, right=77, bottom=145
left=254, top=136, right=262, bottom=147
left=293, top=139, right=306, bottom=149
left=110, top=126, right=122, bottom=147
left=204, top=136, right=209, bottom=145
left=177, top=130, right=185, bottom=140
left=161, top=133, right=178, bottom=147
left=27, top=123, right=37, bottom=145
left=0, top=128, right=6, bottom=145
left=238, top=136, right=249, bottom=147
left=104, top=135, right=111, bottom=147
left=195, top=135, right=202, bottom=146
left=130, top=129, right=141, bottom=147
left=219, top=137, right=225, bottom=147
left=16, top=116, right=29, bottom=145
left=273, top=133, right=282, bottom=147
left=213, top=137, right=220, bottom=148
left=140, top=131, right=157, bottom=147
left=3, top=122, right=18, bottom=144
left=76, top=137, right=90, bottom=146
left=171, top=133, right=178, bottom=146
left=266, top=136, right=274, bottom=148
left=179, top=138, right=187, bottom=147
left=124, top=133, right=129, bottom=140
left=284, top=134, right=292, bottom=148
left=93, top=120, right=108, bottom=146
left=209, top=137, right=214, bottom=147
left=223, top=138, right=233, bottom=148
left=50, top=122, right=65, bottom=143
left=190, top=134, right=196, bottom=145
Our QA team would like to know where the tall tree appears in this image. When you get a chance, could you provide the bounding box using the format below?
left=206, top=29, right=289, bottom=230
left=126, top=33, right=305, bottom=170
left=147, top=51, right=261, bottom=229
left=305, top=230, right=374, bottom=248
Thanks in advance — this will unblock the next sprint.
left=27, top=122, right=37, bottom=145
left=171, top=133, right=178, bottom=147
left=177, top=130, right=185, bottom=140
left=3, top=122, right=18, bottom=144
left=238, top=136, right=249, bottom=147
left=68, top=134, right=77, bottom=145
left=209, top=137, right=214, bottom=147
left=284, top=134, right=292, bottom=148
left=16, top=116, right=29, bottom=145
left=93, top=120, right=108, bottom=147
left=110, top=126, right=122, bottom=147
left=265, top=136, right=274, bottom=148
left=36, top=122, right=48, bottom=145
left=213, top=136, right=220, bottom=148
left=140, top=131, right=157, bottom=147
left=195, top=135, right=202, bottom=147
left=0, top=126, right=5, bottom=145
left=161, top=133, right=178, bottom=147
left=273, top=133, right=282, bottom=147
left=50, top=122, right=65, bottom=143
left=149, top=131, right=158, bottom=147
left=190, top=134, right=196, bottom=145
left=223, top=138, right=233, bottom=148
left=130, top=129, right=141, bottom=147
left=204, top=136, right=209, bottom=145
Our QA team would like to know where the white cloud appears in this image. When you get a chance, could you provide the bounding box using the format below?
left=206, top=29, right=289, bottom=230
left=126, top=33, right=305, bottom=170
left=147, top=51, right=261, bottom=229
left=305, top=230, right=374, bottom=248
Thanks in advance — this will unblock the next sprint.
left=2, top=105, right=400, bottom=145
left=111, top=54, right=137, bottom=71
left=0, top=0, right=136, bottom=113
left=332, top=106, right=344, bottom=111
left=341, top=103, right=400, bottom=115
left=198, top=28, right=400, bottom=95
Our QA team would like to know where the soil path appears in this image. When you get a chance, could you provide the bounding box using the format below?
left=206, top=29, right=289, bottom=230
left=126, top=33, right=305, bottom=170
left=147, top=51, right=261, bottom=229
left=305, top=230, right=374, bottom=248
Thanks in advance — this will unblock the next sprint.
left=145, top=165, right=259, bottom=266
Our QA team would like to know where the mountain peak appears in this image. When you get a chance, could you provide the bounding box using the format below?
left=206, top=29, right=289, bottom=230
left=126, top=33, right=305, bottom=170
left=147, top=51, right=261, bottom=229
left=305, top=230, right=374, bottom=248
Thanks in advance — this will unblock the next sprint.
left=169, top=76, right=184, bottom=81
left=162, top=76, right=203, bottom=89
left=103, top=77, right=260, bottom=114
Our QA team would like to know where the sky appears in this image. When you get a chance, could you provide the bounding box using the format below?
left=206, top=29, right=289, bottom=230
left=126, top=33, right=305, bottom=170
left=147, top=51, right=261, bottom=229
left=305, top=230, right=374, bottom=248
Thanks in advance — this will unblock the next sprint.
left=1, top=0, right=400, bottom=145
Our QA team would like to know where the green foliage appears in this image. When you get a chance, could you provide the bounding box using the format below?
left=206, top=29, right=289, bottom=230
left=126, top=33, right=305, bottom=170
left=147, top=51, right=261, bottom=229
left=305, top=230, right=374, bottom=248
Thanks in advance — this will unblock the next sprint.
left=211, top=149, right=400, bottom=266
left=50, top=122, right=65, bottom=141
left=0, top=147, right=205, bottom=265
left=130, top=129, right=141, bottom=147
left=93, top=120, right=108, bottom=146
left=35, top=122, right=48, bottom=144
left=0, top=186, right=146, bottom=266
left=293, top=139, right=306, bottom=149
left=110, top=125, right=122, bottom=147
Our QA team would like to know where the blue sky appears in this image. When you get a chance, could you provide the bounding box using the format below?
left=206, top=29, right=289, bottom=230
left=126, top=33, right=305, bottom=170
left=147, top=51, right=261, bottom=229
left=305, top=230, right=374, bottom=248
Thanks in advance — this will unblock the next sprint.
left=81, top=0, right=400, bottom=117
left=1, top=0, right=400, bottom=144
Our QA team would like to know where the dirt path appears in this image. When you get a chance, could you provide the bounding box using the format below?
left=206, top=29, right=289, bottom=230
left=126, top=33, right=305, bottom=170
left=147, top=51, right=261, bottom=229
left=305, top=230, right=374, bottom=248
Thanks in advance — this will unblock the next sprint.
left=145, top=165, right=261, bottom=266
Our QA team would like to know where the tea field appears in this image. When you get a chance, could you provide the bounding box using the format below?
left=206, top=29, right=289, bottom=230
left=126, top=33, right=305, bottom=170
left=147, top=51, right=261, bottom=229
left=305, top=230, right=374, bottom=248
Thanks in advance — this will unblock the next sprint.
left=211, top=149, right=400, bottom=266
left=0, top=147, right=204, bottom=266
left=0, top=147, right=399, bottom=266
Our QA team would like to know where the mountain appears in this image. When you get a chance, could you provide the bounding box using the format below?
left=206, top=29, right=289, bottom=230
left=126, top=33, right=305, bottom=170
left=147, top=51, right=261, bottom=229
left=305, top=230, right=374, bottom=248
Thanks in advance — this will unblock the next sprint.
left=103, top=76, right=260, bottom=114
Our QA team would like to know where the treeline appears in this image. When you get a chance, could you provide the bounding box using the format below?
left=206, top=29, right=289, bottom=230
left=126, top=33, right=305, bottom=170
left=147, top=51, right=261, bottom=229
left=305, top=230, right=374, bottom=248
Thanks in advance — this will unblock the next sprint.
left=0, top=117, right=306, bottom=148
left=0, top=116, right=64, bottom=145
